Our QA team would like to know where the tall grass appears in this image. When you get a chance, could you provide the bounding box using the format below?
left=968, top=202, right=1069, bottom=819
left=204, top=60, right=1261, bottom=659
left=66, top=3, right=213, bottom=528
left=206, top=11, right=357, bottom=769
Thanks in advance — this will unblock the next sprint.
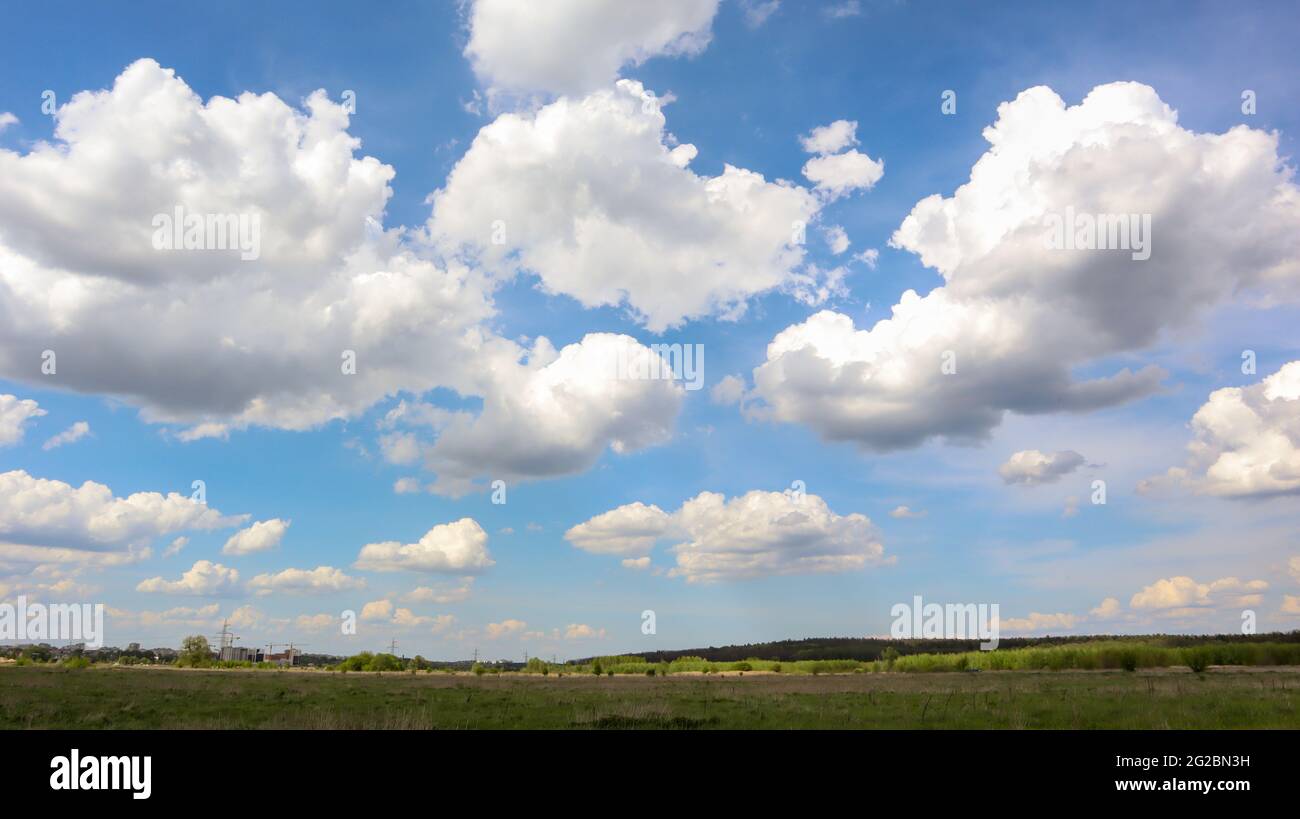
left=555, top=640, right=1300, bottom=675
left=891, top=640, right=1300, bottom=673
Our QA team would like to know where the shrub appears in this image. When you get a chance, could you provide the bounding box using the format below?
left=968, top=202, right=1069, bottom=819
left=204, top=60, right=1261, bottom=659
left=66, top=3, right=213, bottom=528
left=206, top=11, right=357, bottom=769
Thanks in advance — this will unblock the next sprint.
left=1184, top=648, right=1212, bottom=674
left=472, top=663, right=486, bottom=676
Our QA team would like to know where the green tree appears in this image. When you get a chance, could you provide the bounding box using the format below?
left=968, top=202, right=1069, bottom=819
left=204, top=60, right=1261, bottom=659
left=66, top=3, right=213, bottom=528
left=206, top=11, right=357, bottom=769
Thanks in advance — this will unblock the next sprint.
left=367, top=653, right=402, bottom=672
left=179, top=635, right=212, bottom=668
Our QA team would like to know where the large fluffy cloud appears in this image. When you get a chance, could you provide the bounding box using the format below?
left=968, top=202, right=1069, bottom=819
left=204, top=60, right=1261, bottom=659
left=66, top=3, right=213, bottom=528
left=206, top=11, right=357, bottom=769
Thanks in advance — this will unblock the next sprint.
left=0, top=58, right=687, bottom=489
left=354, top=518, right=494, bottom=574
left=1129, top=575, right=1268, bottom=611
left=0, top=59, right=509, bottom=436
left=1143, top=361, right=1300, bottom=498
left=746, top=82, right=1300, bottom=450
left=136, top=560, right=242, bottom=597
left=0, top=470, right=242, bottom=560
left=567, top=490, right=888, bottom=582
left=464, top=0, right=720, bottom=97
left=428, top=80, right=825, bottom=331
left=564, top=501, right=671, bottom=556
left=417, top=334, right=685, bottom=495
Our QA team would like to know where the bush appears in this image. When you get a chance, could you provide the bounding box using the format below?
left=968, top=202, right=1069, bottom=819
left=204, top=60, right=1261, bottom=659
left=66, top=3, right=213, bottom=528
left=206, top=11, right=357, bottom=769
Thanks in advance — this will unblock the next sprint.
left=1184, top=648, right=1212, bottom=673
left=472, top=663, right=486, bottom=676
left=1120, top=651, right=1138, bottom=672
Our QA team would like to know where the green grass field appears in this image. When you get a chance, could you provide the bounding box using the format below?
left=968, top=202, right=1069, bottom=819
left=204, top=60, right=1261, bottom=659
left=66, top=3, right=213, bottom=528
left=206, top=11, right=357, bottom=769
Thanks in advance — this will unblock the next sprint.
left=2, top=664, right=1298, bottom=729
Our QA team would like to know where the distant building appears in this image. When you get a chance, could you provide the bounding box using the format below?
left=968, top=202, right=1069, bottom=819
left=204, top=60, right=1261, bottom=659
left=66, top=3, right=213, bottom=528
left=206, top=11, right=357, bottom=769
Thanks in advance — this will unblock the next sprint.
left=219, top=645, right=264, bottom=663
left=265, top=648, right=299, bottom=667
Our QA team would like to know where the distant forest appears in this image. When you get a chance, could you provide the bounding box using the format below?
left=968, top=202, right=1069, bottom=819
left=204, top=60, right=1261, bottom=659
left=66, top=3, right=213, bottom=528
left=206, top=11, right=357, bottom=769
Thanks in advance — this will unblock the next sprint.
left=577, top=631, right=1300, bottom=664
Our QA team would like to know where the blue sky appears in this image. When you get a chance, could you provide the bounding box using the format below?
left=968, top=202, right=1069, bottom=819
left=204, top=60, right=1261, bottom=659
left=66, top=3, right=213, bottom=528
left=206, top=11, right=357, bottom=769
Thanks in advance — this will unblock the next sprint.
left=2, top=1, right=1299, bottom=659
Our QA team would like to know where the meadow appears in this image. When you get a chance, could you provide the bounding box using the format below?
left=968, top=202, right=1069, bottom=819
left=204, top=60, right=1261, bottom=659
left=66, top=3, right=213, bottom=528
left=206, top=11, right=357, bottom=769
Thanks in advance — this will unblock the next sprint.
left=2, top=662, right=1297, bottom=729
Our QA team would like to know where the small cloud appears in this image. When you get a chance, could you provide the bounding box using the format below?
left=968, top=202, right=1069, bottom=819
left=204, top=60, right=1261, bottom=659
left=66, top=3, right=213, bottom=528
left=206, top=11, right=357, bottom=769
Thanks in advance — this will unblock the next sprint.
left=223, top=519, right=290, bottom=556
left=1061, top=496, right=1080, bottom=518
left=852, top=248, right=879, bottom=269
left=393, top=477, right=423, bottom=495
left=42, top=421, right=90, bottom=450
left=247, top=565, right=364, bottom=596
left=999, top=450, right=1086, bottom=486
left=163, top=536, right=189, bottom=558
left=176, top=422, right=229, bottom=442
left=564, top=623, right=607, bottom=640
left=485, top=618, right=527, bottom=639
left=822, top=225, right=850, bottom=255
left=823, top=1, right=862, bottom=18
left=800, top=120, right=858, bottom=155
left=1090, top=597, right=1121, bottom=618
left=888, top=505, right=926, bottom=520
left=0, top=393, right=46, bottom=446
left=710, top=374, right=746, bottom=406
left=621, top=556, right=651, bottom=570
left=739, top=0, right=781, bottom=28
left=403, top=578, right=474, bottom=604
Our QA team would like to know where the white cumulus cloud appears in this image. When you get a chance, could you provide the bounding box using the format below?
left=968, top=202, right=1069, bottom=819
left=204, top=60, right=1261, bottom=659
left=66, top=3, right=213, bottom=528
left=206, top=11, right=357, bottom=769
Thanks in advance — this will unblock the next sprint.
left=747, top=82, right=1300, bottom=451
left=247, top=565, right=363, bottom=596
left=998, top=449, right=1086, bottom=486
left=354, top=518, right=494, bottom=574
left=222, top=518, right=290, bottom=556
left=137, top=560, right=241, bottom=597
left=1143, top=361, right=1300, bottom=498
left=428, top=79, right=822, bottom=331
left=0, top=394, right=45, bottom=446
left=568, top=489, right=888, bottom=583
left=464, top=0, right=720, bottom=96
left=41, top=421, right=90, bottom=451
